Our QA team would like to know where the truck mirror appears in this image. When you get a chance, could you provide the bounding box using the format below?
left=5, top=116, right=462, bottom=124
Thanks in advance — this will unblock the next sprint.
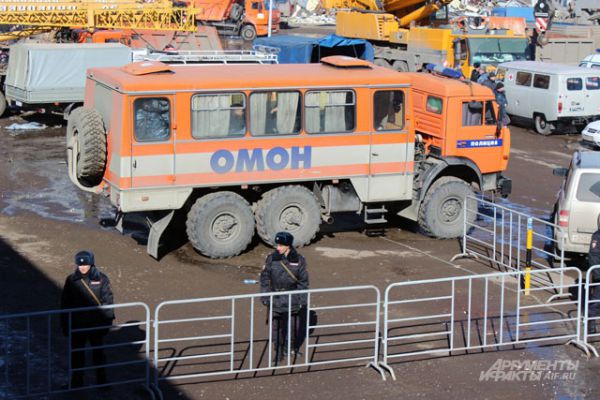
left=553, top=167, right=568, bottom=177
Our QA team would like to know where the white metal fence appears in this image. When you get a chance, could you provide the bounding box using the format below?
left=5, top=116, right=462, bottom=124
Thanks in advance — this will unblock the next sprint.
left=0, top=302, right=153, bottom=399
left=452, top=196, right=568, bottom=300
left=4, top=270, right=600, bottom=396
left=152, top=285, right=384, bottom=395
left=583, top=265, right=600, bottom=357
left=379, top=267, right=587, bottom=380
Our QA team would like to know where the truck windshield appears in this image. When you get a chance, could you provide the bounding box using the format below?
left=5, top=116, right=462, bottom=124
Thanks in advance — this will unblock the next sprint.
left=469, top=38, right=529, bottom=65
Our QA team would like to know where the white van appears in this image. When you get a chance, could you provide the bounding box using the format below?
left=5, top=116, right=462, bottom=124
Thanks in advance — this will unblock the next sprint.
left=553, top=151, right=600, bottom=255
left=580, top=53, right=600, bottom=70
left=497, top=61, right=600, bottom=135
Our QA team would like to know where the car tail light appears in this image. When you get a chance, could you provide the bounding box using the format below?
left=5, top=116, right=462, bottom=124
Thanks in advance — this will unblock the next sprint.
left=558, top=210, right=569, bottom=227
left=558, top=102, right=563, bottom=114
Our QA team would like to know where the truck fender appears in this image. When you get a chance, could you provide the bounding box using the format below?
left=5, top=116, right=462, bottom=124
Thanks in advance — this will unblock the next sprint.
left=418, top=157, right=482, bottom=203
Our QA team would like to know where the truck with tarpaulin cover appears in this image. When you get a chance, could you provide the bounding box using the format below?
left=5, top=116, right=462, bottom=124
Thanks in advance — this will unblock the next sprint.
left=66, top=56, right=511, bottom=258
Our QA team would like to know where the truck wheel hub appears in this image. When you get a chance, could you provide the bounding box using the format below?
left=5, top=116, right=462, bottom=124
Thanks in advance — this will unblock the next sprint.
left=441, top=198, right=461, bottom=223
left=212, top=213, right=238, bottom=240
left=280, top=206, right=303, bottom=230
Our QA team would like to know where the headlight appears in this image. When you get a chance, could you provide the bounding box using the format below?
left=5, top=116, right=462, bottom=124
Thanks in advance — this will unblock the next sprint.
left=257, top=13, right=264, bottom=19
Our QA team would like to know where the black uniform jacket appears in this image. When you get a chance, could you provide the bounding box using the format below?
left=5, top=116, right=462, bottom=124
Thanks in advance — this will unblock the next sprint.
left=260, top=248, right=309, bottom=314
left=60, top=266, right=115, bottom=332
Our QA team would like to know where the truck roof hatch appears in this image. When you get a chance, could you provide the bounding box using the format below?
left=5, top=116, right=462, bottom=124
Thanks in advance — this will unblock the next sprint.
left=121, top=61, right=173, bottom=76
left=321, top=56, right=372, bottom=69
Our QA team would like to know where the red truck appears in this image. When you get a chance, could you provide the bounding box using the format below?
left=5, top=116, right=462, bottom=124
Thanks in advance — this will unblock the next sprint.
left=184, top=0, right=280, bottom=41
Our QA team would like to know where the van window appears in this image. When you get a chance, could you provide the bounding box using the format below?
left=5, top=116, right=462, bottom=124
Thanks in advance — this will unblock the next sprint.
left=586, top=77, right=600, bottom=90
left=426, top=96, right=443, bottom=114
left=567, top=78, right=582, bottom=91
left=373, top=90, right=404, bottom=131
left=462, top=101, right=483, bottom=126
left=305, top=90, right=355, bottom=134
left=516, top=71, right=532, bottom=86
left=576, top=173, right=600, bottom=203
left=250, top=91, right=301, bottom=136
left=191, top=93, right=246, bottom=138
left=533, top=74, right=550, bottom=89
left=485, top=101, right=497, bottom=125
left=134, top=97, right=170, bottom=142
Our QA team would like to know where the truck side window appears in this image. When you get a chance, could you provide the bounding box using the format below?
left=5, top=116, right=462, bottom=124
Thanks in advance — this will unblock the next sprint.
left=533, top=74, right=550, bottom=89
left=191, top=93, right=246, bottom=138
left=426, top=96, right=443, bottom=114
left=462, top=101, right=483, bottom=126
left=484, top=101, right=497, bottom=125
left=586, top=77, right=600, bottom=90
left=250, top=91, right=301, bottom=136
left=516, top=72, right=532, bottom=86
left=134, top=97, right=170, bottom=142
left=576, top=173, right=600, bottom=203
left=373, top=90, right=404, bottom=131
left=305, top=90, right=355, bottom=134
left=567, top=78, right=582, bottom=91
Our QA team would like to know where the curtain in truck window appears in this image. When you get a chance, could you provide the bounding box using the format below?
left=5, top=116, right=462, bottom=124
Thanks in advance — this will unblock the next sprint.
left=191, top=93, right=246, bottom=138
left=305, top=90, right=355, bottom=134
left=249, top=91, right=301, bottom=136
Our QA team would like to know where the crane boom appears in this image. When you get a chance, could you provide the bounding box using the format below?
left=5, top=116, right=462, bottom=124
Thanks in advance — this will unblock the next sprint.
left=0, top=1, right=198, bottom=32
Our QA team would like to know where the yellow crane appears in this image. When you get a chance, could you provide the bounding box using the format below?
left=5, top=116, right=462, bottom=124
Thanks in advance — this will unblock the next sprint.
left=0, top=0, right=198, bottom=42
left=336, top=0, right=530, bottom=76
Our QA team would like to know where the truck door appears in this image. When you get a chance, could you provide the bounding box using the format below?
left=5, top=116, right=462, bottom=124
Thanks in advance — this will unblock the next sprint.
left=368, top=88, right=412, bottom=201
left=130, top=96, right=175, bottom=188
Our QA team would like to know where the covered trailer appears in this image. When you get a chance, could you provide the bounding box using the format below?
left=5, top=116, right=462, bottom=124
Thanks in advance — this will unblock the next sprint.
left=253, top=34, right=374, bottom=64
left=4, top=43, right=132, bottom=111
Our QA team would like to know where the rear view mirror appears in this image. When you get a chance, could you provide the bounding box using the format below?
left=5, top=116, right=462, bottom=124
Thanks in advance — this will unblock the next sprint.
left=553, top=168, right=568, bottom=177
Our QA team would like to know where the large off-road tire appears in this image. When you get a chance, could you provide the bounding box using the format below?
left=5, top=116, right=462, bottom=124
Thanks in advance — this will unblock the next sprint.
left=0, top=91, right=6, bottom=117
left=67, top=107, right=106, bottom=187
left=534, top=114, right=553, bottom=136
left=418, top=178, right=475, bottom=239
left=186, top=192, right=255, bottom=258
left=240, top=24, right=257, bottom=41
left=255, top=185, right=321, bottom=247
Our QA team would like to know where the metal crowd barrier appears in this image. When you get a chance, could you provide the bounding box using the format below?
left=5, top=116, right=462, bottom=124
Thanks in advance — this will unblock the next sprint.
left=152, top=285, right=384, bottom=396
left=379, top=267, right=586, bottom=380
left=0, top=302, right=153, bottom=399
left=452, top=196, right=568, bottom=300
left=583, top=265, right=600, bottom=358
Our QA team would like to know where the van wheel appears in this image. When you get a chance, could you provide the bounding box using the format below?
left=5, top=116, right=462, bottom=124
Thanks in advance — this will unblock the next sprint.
left=534, top=114, right=553, bottom=136
left=67, top=107, right=106, bottom=187
left=240, top=25, right=257, bottom=41
left=186, top=192, right=255, bottom=258
left=0, top=91, right=6, bottom=117
left=418, top=177, right=475, bottom=238
left=255, top=185, right=321, bottom=247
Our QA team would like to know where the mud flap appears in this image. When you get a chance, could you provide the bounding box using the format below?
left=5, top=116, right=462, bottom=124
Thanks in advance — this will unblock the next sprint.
left=147, top=210, right=175, bottom=259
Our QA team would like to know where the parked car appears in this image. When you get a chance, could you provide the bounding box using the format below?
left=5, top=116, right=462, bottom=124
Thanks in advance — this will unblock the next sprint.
left=497, top=61, right=600, bottom=135
left=553, top=151, right=600, bottom=256
left=582, top=120, right=600, bottom=148
left=580, top=53, right=600, bottom=69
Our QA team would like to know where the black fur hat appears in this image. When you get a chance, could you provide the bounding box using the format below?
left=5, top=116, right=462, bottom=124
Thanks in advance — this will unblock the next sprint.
left=274, top=231, right=294, bottom=247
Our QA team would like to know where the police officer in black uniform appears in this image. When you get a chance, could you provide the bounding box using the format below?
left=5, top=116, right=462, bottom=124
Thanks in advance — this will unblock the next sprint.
left=588, top=216, right=600, bottom=334
left=60, top=251, right=115, bottom=387
left=260, top=232, right=309, bottom=364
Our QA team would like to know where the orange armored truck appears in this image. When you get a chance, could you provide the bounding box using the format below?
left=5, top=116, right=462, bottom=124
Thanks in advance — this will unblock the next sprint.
left=67, top=56, right=510, bottom=258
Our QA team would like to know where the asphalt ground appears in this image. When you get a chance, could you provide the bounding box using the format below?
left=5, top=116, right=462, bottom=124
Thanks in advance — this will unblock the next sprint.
left=0, top=103, right=599, bottom=398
